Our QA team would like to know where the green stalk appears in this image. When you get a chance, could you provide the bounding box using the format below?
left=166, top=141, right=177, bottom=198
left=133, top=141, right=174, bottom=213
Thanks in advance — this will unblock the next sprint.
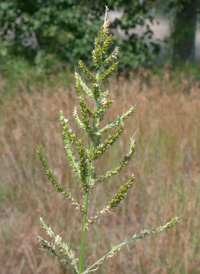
left=79, top=142, right=95, bottom=273
left=79, top=190, right=89, bottom=273
left=79, top=98, right=99, bottom=273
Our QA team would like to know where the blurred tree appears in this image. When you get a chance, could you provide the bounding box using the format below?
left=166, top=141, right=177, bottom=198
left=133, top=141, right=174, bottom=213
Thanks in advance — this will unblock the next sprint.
left=0, top=0, right=96, bottom=71
left=171, top=0, right=199, bottom=64
left=0, top=0, right=160, bottom=72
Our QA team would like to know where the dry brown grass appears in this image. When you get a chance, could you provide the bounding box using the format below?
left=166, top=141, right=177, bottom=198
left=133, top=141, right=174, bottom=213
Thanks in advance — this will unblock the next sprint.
left=0, top=71, right=200, bottom=273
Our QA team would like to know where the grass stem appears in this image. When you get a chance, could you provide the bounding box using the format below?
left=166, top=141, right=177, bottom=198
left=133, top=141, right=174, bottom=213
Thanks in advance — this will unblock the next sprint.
left=79, top=191, right=89, bottom=273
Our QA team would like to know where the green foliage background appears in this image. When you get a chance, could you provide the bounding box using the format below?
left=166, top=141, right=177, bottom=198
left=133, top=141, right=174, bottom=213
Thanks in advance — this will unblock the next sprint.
left=0, top=0, right=160, bottom=72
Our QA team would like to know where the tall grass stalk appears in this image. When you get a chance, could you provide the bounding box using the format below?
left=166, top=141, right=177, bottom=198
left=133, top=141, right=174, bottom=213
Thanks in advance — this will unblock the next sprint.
left=36, top=8, right=179, bottom=273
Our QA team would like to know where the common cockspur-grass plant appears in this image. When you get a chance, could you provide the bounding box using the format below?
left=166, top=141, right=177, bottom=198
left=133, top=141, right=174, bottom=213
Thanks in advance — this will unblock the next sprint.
left=37, top=7, right=179, bottom=274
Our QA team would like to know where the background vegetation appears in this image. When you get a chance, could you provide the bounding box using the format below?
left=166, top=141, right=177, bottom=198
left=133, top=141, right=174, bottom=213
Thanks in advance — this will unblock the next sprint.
left=0, top=0, right=200, bottom=273
left=1, top=69, right=200, bottom=273
left=0, top=0, right=160, bottom=72
left=1, top=0, right=199, bottom=72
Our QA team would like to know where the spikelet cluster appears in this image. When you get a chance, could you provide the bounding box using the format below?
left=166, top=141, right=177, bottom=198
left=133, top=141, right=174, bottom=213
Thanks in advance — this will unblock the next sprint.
left=37, top=7, right=179, bottom=273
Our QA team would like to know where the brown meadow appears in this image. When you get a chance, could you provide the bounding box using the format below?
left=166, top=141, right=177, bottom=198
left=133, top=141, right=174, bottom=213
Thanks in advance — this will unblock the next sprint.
left=0, top=70, right=200, bottom=273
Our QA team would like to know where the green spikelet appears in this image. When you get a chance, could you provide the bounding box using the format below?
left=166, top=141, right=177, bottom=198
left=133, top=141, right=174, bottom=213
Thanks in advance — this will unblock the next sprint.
left=96, top=138, right=136, bottom=184
left=103, top=46, right=120, bottom=65
left=77, top=139, right=89, bottom=191
left=108, top=174, right=135, bottom=209
left=73, top=106, right=86, bottom=132
left=37, top=6, right=179, bottom=274
left=90, top=122, right=124, bottom=161
left=97, top=105, right=135, bottom=136
left=92, top=83, right=100, bottom=99
left=39, top=218, right=79, bottom=273
left=60, top=110, right=80, bottom=148
left=75, top=72, right=94, bottom=99
left=99, top=61, right=118, bottom=82
left=37, top=145, right=81, bottom=210
left=79, top=60, right=95, bottom=82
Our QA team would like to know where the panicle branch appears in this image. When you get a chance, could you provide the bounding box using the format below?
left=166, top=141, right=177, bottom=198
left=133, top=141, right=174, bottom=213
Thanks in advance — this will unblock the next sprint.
left=90, top=122, right=124, bottom=161
left=73, top=106, right=87, bottom=132
left=83, top=217, right=180, bottom=274
left=75, top=76, right=94, bottom=118
left=59, top=117, right=81, bottom=182
left=75, top=72, right=94, bottom=99
left=95, top=138, right=136, bottom=184
left=75, top=79, right=94, bottom=138
left=79, top=60, right=96, bottom=82
left=39, top=218, right=79, bottom=273
left=86, top=174, right=134, bottom=227
left=60, top=110, right=80, bottom=148
left=37, top=146, right=81, bottom=211
left=93, top=99, right=113, bottom=118
left=97, top=106, right=135, bottom=136
left=103, top=47, right=120, bottom=65
left=99, top=62, right=118, bottom=82
left=108, top=173, right=134, bottom=209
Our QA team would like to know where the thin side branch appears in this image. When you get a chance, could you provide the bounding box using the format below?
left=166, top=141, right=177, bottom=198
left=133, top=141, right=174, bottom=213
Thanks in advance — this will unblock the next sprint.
left=83, top=217, right=180, bottom=273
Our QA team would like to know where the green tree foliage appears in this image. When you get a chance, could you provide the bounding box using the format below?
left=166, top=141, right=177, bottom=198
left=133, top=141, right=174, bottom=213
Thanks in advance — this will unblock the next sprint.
left=0, top=0, right=98, bottom=69
left=0, top=0, right=160, bottom=72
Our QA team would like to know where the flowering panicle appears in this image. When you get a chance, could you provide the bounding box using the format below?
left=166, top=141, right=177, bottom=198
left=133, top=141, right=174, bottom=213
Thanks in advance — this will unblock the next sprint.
left=37, top=7, right=179, bottom=274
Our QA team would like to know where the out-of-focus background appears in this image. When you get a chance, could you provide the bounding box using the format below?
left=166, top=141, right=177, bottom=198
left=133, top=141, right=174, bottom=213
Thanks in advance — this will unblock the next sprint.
left=0, top=1, right=200, bottom=273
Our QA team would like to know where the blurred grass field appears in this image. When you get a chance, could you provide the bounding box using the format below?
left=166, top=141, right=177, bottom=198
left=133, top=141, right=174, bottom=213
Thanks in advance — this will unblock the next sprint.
left=0, top=66, right=200, bottom=273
